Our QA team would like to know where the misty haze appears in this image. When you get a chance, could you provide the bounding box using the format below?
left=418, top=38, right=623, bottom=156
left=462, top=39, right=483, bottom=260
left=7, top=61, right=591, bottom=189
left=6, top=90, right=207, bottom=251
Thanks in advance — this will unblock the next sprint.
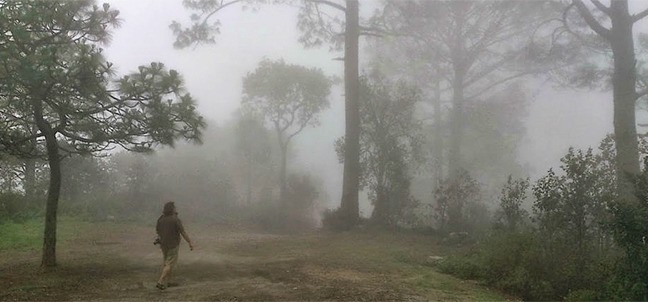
left=3, top=0, right=648, bottom=300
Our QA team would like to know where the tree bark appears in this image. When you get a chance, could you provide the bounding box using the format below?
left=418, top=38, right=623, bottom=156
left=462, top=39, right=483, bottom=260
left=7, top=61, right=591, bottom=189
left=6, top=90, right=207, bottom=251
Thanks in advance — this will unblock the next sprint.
left=41, top=132, right=61, bottom=267
left=279, top=142, right=288, bottom=203
left=609, top=0, right=640, bottom=200
left=448, top=68, right=466, bottom=179
left=246, top=157, right=253, bottom=205
left=340, top=0, right=360, bottom=226
left=433, top=77, right=444, bottom=186
left=447, top=7, right=467, bottom=180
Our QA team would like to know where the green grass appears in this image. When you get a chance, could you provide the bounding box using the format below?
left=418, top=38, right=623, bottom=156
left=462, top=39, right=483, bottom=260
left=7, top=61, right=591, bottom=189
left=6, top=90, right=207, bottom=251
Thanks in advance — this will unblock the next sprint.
left=0, top=218, right=43, bottom=251
left=0, top=216, right=96, bottom=251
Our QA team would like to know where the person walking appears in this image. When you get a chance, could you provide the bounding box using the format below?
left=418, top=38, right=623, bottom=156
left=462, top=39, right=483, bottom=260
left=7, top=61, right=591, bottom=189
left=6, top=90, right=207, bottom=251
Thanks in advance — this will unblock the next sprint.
left=155, top=201, right=194, bottom=290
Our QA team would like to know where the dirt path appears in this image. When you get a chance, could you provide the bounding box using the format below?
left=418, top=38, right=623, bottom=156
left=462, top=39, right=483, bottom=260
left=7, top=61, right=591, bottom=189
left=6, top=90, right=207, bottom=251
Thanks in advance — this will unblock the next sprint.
left=1, top=222, right=506, bottom=301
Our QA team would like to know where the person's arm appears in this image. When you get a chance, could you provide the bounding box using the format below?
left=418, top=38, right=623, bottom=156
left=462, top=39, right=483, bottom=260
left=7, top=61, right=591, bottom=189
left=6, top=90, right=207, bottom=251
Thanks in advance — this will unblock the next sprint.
left=156, top=216, right=161, bottom=235
left=180, top=229, right=194, bottom=251
left=177, top=219, right=194, bottom=251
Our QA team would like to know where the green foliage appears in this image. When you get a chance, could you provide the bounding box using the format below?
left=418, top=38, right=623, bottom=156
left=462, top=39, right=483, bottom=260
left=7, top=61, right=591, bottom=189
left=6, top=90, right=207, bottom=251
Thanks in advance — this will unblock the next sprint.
left=439, top=229, right=615, bottom=301
left=171, top=0, right=281, bottom=49
left=0, top=192, right=40, bottom=222
left=439, top=139, right=628, bottom=300
left=606, top=158, right=648, bottom=300
left=433, top=171, right=483, bottom=233
left=565, top=289, right=600, bottom=302
left=494, top=176, right=530, bottom=231
left=242, top=58, right=330, bottom=203
left=296, top=0, right=345, bottom=50
left=335, top=72, right=423, bottom=226
left=532, top=146, right=614, bottom=254
left=0, top=1, right=205, bottom=157
left=437, top=231, right=554, bottom=300
left=242, top=58, right=331, bottom=131
left=172, top=0, right=348, bottom=51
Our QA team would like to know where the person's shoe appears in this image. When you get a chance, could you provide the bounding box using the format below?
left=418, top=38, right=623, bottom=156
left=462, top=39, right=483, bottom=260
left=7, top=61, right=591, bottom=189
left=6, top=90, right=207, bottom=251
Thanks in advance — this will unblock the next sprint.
left=156, top=283, right=167, bottom=290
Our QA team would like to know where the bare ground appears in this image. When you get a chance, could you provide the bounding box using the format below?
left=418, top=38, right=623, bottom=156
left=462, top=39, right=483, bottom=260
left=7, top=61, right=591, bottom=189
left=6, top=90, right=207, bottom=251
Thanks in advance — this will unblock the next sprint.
left=0, top=221, right=506, bottom=301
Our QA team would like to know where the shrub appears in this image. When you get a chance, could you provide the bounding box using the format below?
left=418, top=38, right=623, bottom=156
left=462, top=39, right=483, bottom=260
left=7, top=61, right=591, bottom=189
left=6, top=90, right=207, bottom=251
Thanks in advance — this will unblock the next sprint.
left=434, top=171, right=483, bottom=233
left=436, top=255, right=487, bottom=280
left=321, top=208, right=357, bottom=231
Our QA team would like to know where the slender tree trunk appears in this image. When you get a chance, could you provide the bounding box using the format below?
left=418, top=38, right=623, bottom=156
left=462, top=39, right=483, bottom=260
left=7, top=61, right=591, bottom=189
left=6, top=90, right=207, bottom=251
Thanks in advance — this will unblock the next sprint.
left=31, top=97, right=61, bottom=268
left=447, top=7, right=466, bottom=180
left=246, top=157, right=253, bottom=206
left=340, top=0, right=360, bottom=226
left=279, top=142, right=288, bottom=203
left=41, top=132, right=61, bottom=267
left=610, top=0, right=640, bottom=200
left=24, top=124, right=38, bottom=206
left=448, top=69, right=465, bottom=179
left=432, top=77, right=444, bottom=186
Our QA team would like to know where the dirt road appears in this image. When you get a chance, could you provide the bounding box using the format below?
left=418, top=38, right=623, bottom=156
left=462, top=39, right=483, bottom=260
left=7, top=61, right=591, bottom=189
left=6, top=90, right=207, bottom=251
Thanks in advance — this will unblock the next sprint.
left=1, top=221, right=505, bottom=301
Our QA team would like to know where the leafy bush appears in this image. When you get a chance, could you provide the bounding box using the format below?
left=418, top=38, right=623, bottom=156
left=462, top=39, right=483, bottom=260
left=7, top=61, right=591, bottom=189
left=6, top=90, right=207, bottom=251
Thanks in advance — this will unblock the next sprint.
left=433, top=171, right=483, bottom=233
left=606, top=157, right=648, bottom=300
left=321, top=208, right=357, bottom=231
left=438, top=141, right=623, bottom=300
left=494, top=176, right=530, bottom=231
left=0, top=192, right=41, bottom=222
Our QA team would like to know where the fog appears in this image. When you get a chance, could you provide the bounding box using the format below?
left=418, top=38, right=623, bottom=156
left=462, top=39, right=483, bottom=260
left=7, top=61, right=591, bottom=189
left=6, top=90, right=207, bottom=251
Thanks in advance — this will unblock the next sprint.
left=8, top=1, right=648, bottom=300
left=101, top=0, right=616, bottom=211
left=103, top=0, right=349, bottom=208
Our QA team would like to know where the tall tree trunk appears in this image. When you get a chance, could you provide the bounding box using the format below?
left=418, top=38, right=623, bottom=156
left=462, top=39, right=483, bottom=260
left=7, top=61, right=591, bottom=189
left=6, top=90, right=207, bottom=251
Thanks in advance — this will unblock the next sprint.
left=279, top=142, right=288, bottom=203
left=340, top=0, right=360, bottom=226
left=246, top=158, right=253, bottom=205
left=447, top=7, right=466, bottom=180
left=432, top=77, right=444, bottom=186
left=24, top=124, right=38, bottom=206
left=448, top=69, right=465, bottom=179
left=41, top=132, right=61, bottom=267
left=610, top=0, right=640, bottom=200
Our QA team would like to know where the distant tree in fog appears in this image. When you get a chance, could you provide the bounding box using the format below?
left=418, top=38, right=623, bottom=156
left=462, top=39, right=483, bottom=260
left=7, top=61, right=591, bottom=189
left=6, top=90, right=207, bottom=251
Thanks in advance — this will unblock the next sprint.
left=173, top=0, right=389, bottom=228
left=561, top=0, right=648, bottom=200
left=234, top=111, right=272, bottom=205
left=336, top=73, right=423, bottom=226
left=378, top=0, right=560, bottom=180
left=242, top=59, right=331, bottom=202
left=0, top=1, right=205, bottom=267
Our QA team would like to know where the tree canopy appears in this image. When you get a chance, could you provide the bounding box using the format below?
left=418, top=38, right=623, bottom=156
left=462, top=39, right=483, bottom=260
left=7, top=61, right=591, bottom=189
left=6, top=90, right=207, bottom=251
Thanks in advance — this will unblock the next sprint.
left=242, top=58, right=330, bottom=200
left=0, top=0, right=205, bottom=267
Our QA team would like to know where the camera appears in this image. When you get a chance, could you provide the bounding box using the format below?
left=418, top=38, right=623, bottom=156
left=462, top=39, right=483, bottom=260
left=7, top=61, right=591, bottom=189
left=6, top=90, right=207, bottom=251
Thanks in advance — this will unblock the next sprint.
left=154, top=237, right=161, bottom=245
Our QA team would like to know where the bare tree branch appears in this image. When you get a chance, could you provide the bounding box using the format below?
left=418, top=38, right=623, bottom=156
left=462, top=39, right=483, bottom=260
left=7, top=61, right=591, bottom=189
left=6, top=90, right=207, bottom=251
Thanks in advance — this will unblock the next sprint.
left=632, top=7, right=648, bottom=23
left=636, top=88, right=648, bottom=100
left=590, top=0, right=610, bottom=16
left=200, top=0, right=244, bottom=27
left=573, top=0, right=611, bottom=40
left=305, top=0, right=346, bottom=12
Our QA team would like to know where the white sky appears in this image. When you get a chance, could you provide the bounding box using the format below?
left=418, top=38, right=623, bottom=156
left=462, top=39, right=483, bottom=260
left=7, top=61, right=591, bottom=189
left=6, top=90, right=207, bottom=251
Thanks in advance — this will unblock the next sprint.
left=101, top=0, right=648, bottom=209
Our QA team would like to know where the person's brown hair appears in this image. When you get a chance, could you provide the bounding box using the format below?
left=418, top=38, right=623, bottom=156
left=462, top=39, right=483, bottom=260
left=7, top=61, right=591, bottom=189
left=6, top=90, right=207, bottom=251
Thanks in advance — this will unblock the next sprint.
left=162, top=201, right=176, bottom=216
